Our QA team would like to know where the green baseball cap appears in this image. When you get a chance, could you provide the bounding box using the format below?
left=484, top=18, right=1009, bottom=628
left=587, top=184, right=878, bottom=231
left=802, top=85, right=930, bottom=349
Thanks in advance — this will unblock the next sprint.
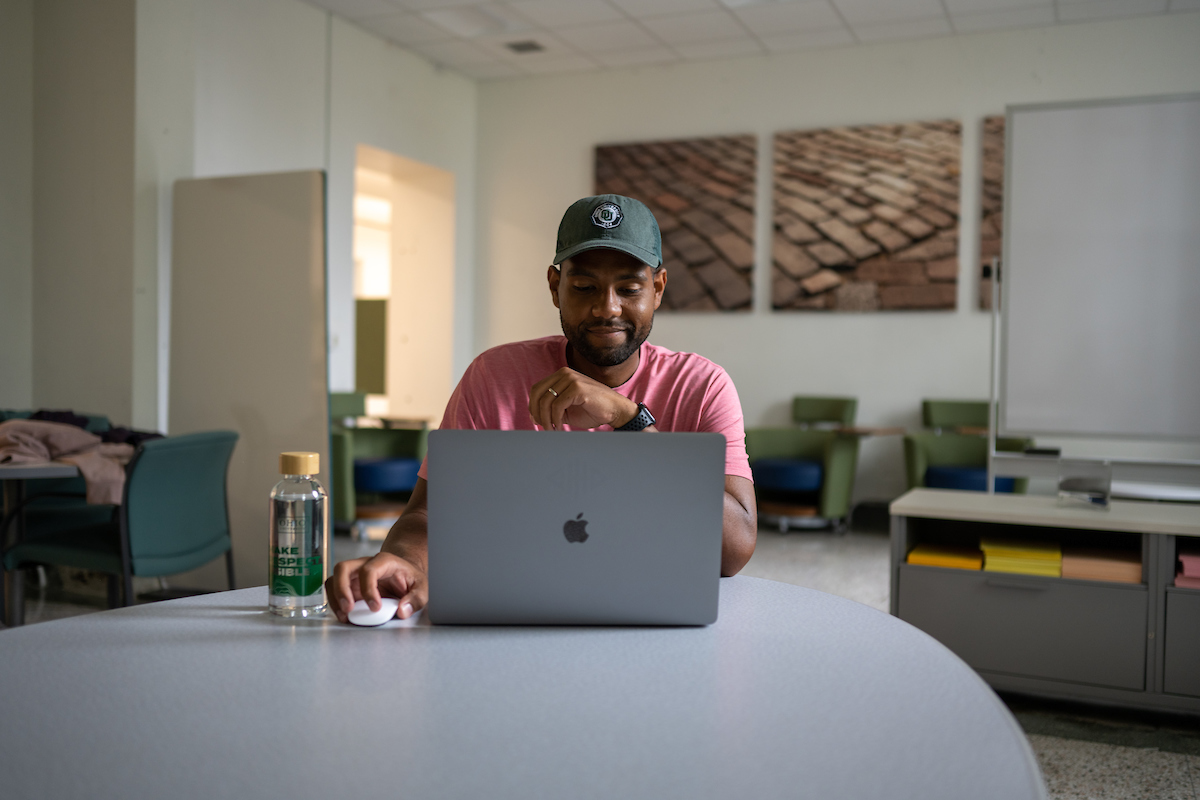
left=554, top=194, right=662, bottom=268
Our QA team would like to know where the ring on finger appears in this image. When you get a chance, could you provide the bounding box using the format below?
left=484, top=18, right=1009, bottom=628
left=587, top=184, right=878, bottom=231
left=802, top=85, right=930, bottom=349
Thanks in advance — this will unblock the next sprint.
left=547, top=387, right=559, bottom=397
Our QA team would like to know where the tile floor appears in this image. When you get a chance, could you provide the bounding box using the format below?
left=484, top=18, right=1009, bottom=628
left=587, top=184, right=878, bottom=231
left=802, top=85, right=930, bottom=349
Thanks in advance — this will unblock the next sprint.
left=6, top=525, right=1200, bottom=800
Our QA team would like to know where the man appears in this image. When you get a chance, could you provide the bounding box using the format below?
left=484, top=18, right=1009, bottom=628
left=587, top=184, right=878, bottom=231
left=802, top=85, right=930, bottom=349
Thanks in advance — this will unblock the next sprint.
left=327, top=195, right=757, bottom=623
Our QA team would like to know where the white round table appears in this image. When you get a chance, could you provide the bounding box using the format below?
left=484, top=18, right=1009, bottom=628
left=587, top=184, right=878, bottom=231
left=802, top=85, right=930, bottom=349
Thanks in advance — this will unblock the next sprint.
left=0, top=576, right=1045, bottom=799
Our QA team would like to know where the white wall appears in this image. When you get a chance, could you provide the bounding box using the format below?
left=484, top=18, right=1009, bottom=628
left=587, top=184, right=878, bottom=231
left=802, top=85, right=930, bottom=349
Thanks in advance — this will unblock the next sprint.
left=475, top=13, right=1200, bottom=501
left=33, top=0, right=136, bottom=425
left=0, top=0, right=33, bottom=409
left=327, top=18, right=477, bottom=391
left=135, top=0, right=196, bottom=431
left=192, top=0, right=327, bottom=178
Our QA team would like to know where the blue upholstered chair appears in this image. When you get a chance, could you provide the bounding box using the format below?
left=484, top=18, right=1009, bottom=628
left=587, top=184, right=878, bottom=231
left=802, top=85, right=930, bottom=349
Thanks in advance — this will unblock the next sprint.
left=903, top=400, right=1031, bottom=493
left=745, top=396, right=860, bottom=531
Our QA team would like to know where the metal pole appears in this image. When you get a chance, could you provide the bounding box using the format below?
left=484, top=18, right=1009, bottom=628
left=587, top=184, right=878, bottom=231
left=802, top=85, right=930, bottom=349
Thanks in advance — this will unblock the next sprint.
left=988, top=256, right=1001, bottom=495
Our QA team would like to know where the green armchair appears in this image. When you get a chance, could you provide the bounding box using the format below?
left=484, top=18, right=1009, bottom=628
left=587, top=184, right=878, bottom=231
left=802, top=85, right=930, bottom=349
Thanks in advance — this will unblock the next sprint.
left=329, top=393, right=428, bottom=526
left=904, top=400, right=1032, bottom=493
left=745, top=396, right=860, bottom=531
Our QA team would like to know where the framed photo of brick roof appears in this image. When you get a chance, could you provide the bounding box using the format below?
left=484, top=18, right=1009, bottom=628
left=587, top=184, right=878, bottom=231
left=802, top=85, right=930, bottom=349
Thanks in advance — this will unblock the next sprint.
left=594, top=135, right=756, bottom=312
left=771, top=120, right=962, bottom=311
left=980, top=115, right=1004, bottom=310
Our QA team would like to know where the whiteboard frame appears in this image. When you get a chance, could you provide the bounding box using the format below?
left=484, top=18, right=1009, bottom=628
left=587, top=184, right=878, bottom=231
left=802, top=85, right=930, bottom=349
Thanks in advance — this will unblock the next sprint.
left=997, top=92, right=1200, bottom=443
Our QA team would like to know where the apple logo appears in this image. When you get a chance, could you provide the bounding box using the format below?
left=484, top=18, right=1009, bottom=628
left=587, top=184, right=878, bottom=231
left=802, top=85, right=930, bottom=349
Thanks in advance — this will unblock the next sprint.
left=563, top=513, right=589, bottom=543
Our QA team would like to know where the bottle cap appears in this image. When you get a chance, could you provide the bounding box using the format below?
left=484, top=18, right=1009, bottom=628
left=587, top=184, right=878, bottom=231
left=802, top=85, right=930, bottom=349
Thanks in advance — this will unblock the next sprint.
left=279, top=452, right=319, bottom=475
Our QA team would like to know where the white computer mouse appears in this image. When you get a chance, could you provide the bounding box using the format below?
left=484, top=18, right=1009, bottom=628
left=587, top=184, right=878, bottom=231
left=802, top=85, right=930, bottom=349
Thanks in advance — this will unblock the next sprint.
left=347, top=597, right=400, bottom=627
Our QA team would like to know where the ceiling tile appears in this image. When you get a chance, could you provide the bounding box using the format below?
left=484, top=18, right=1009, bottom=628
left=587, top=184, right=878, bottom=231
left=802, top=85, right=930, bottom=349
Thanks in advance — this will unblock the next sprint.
left=309, top=0, right=408, bottom=19
left=555, top=20, right=661, bottom=51
left=1056, top=0, right=1169, bottom=21
left=457, top=61, right=525, bottom=79
left=734, top=2, right=844, bottom=35
left=516, top=54, right=604, bottom=74
left=422, top=4, right=531, bottom=37
left=832, top=0, right=947, bottom=24
left=359, top=11, right=458, bottom=44
left=507, top=0, right=626, bottom=28
left=473, top=29, right=579, bottom=62
left=942, top=0, right=1051, bottom=12
left=593, top=45, right=681, bottom=67
left=950, top=5, right=1056, bottom=30
left=408, top=38, right=498, bottom=65
left=396, top=0, right=484, bottom=10
left=1169, top=0, right=1200, bottom=9
left=674, top=37, right=766, bottom=58
left=852, top=16, right=954, bottom=40
left=639, top=10, right=749, bottom=43
left=609, top=0, right=723, bottom=18
left=760, top=26, right=855, bottom=51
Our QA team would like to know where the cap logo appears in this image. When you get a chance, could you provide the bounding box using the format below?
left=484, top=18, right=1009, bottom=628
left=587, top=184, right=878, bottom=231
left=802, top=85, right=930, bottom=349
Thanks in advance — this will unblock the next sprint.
left=591, top=203, right=623, bottom=229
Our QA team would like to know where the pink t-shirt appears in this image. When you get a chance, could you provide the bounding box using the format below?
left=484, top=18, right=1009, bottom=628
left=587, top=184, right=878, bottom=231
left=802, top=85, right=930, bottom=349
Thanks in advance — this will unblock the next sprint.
left=418, top=336, right=752, bottom=481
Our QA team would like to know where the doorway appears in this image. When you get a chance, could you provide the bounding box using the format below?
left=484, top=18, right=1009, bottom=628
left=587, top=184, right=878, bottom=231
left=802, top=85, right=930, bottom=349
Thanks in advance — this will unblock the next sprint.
left=353, top=145, right=455, bottom=426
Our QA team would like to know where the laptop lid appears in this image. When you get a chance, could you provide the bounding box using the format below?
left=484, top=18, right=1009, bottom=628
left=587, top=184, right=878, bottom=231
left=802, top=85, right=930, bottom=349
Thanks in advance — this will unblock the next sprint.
left=426, top=430, right=726, bottom=626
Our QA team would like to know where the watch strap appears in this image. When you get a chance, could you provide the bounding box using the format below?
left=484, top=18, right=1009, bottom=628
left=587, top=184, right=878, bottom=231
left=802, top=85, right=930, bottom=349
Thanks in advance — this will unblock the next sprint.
left=615, top=402, right=655, bottom=432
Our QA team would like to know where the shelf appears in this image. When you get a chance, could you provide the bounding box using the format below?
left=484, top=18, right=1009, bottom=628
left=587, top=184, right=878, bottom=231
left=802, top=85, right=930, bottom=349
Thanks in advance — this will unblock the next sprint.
left=891, top=488, right=1200, bottom=537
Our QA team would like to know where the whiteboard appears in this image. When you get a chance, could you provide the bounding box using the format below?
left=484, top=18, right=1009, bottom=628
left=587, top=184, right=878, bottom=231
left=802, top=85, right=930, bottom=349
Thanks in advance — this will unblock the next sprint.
left=1000, top=94, right=1200, bottom=440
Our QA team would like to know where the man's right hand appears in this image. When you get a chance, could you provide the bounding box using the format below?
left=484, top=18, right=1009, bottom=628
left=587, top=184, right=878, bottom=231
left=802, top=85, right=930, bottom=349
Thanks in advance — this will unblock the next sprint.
left=325, top=550, right=427, bottom=624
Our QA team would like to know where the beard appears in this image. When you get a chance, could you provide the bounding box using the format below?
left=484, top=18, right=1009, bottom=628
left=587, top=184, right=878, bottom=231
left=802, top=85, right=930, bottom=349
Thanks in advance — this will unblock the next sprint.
left=561, top=315, right=653, bottom=368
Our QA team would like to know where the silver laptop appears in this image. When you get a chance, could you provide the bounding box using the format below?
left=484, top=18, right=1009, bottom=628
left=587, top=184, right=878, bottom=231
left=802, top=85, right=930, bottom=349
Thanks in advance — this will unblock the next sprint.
left=425, top=430, right=726, bottom=626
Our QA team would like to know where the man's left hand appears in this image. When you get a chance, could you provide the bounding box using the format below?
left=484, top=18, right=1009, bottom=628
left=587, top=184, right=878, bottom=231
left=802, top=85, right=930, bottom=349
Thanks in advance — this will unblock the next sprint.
left=529, top=367, right=641, bottom=431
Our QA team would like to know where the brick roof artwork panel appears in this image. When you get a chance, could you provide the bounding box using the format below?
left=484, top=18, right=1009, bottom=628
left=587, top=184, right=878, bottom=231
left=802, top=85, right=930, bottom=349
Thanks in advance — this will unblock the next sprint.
left=771, top=120, right=962, bottom=311
left=980, top=115, right=1004, bottom=310
left=594, top=135, right=757, bottom=312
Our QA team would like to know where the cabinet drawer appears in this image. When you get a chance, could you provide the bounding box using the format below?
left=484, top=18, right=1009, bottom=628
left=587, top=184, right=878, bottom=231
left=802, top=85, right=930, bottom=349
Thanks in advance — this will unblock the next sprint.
left=1164, top=589, right=1200, bottom=698
left=898, top=564, right=1147, bottom=690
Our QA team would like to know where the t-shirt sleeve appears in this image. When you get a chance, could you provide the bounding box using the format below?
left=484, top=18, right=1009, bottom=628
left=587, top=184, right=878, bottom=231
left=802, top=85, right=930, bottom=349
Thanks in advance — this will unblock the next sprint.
left=698, top=367, right=753, bottom=482
left=416, top=358, right=485, bottom=480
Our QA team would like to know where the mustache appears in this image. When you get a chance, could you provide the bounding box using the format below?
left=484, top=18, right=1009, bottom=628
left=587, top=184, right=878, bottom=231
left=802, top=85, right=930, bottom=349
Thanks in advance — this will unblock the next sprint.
left=584, top=321, right=633, bottom=332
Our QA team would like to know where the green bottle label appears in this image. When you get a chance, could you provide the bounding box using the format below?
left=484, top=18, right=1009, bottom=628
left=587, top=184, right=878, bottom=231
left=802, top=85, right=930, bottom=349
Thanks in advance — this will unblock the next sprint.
left=271, top=517, right=323, bottom=597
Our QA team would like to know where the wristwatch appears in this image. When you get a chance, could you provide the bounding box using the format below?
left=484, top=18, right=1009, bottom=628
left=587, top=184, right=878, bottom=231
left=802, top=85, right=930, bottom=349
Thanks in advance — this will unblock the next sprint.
left=615, top=402, right=655, bottom=432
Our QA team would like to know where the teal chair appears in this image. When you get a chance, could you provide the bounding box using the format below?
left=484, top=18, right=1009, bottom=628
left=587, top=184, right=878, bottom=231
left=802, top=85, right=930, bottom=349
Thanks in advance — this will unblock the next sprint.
left=3, top=430, right=239, bottom=625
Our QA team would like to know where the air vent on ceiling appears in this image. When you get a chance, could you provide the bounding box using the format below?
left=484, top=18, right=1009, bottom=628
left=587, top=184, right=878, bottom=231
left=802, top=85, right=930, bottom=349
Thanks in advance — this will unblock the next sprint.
left=506, top=40, right=545, bottom=54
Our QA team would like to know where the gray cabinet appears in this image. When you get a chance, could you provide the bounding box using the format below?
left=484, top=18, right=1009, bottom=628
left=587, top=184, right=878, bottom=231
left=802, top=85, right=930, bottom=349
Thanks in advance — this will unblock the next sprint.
left=899, top=565, right=1147, bottom=690
left=1164, top=589, right=1200, bottom=698
left=890, top=489, right=1200, bottom=715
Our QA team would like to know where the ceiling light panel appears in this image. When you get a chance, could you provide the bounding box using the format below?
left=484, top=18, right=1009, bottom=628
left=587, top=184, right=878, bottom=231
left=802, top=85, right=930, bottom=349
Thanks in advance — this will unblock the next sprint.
left=832, top=0, right=948, bottom=24
left=639, top=10, right=751, bottom=43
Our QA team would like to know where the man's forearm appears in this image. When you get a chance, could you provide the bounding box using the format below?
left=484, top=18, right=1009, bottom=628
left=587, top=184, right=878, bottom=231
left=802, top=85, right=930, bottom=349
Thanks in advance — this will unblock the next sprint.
left=720, top=489, right=756, bottom=576
left=382, top=511, right=429, bottom=574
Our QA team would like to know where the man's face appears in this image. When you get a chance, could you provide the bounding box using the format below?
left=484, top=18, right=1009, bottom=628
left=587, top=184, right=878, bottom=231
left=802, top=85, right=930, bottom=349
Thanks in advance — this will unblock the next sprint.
left=549, top=248, right=667, bottom=368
